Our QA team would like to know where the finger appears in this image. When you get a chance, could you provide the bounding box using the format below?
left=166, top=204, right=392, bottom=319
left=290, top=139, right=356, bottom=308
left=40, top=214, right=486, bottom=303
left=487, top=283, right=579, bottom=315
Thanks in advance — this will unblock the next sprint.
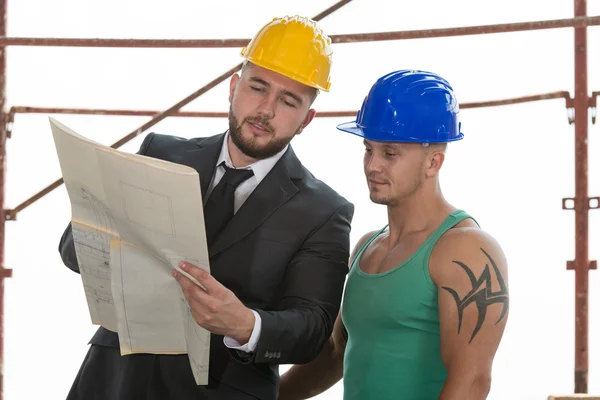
left=179, top=261, right=220, bottom=293
left=172, top=261, right=207, bottom=290
left=173, top=269, right=211, bottom=302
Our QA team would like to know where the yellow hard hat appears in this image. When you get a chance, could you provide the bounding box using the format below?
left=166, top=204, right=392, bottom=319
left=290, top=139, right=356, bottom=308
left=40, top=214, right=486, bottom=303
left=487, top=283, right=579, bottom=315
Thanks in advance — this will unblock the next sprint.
left=241, top=15, right=333, bottom=92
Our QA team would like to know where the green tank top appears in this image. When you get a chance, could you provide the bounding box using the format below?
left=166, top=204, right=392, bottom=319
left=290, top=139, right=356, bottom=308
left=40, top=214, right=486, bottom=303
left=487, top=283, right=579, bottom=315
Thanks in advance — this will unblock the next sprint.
left=341, top=210, right=475, bottom=400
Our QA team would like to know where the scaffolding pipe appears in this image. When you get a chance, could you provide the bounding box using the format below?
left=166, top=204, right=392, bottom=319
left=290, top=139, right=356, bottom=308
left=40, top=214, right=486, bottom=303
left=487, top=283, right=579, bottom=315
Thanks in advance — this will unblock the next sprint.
left=0, top=0, right=9, bottom=398
left=0, top=16, right=598, bottom=48
left=6, top=91, right=573, bottom=122
left=572, top=0, right=591, bottom=393
left=8, top=107, right=355, bottom=119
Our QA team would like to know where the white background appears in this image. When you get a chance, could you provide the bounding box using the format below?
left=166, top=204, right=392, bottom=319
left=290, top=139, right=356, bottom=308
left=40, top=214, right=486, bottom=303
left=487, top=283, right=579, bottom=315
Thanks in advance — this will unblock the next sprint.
left=3, top=0, right=600, bottom=399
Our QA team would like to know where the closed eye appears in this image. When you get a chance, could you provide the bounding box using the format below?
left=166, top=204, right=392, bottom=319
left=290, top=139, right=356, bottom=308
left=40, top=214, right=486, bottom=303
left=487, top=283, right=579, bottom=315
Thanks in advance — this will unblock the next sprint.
left=283, top=99, right=297, bottom=108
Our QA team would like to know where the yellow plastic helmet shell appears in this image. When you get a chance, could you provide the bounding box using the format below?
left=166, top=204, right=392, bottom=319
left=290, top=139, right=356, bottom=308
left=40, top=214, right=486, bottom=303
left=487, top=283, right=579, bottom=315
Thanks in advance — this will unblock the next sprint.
left=241, top=15, right=333, bottom=92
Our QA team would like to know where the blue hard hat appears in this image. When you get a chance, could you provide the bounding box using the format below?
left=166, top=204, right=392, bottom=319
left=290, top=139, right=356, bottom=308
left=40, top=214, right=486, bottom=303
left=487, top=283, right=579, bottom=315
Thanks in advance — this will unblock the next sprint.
left=337, top=70, right=464, bottom=143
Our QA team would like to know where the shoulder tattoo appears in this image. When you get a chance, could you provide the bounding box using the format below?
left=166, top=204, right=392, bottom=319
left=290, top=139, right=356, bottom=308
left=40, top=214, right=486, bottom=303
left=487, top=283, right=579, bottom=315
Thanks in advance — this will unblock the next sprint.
left=442, top=247, right=509, bottom=343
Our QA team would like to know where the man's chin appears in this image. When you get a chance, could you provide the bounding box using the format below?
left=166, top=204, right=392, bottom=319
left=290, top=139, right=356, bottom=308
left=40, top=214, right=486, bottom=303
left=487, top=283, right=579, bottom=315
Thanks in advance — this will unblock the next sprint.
left=370, top=194, right=391, bottom=206
left=238, top=134, right=270, bottom=153
left=233, top=138, right=273, bottom=160
left=230, top=125, right=289, bottom=160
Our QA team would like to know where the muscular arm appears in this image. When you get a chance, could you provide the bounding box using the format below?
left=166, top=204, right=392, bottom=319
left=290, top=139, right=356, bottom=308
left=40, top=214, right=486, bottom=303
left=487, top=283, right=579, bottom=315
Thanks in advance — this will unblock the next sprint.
left=431, top=228, right=509, bottom=400
left=278, top=231, right=374, bottom=400
left=278, top=314, right=348, bottom=399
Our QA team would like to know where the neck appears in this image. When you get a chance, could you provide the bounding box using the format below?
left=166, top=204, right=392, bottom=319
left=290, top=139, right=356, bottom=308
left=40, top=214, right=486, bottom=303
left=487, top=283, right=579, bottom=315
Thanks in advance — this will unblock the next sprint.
left=227, top=135, right=258, bottom=168
left=385, top=181, right=455, bottom=244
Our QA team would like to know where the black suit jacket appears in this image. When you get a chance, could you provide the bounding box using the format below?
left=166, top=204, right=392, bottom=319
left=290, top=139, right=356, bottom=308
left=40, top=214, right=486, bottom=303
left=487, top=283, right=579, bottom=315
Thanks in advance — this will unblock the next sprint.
left=59, top=132, right=354, bottom=399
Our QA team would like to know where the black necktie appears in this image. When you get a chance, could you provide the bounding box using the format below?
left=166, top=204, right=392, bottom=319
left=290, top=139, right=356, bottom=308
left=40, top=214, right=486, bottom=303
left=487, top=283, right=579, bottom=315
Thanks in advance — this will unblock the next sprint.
left=204, top=163, right=254, bottom=247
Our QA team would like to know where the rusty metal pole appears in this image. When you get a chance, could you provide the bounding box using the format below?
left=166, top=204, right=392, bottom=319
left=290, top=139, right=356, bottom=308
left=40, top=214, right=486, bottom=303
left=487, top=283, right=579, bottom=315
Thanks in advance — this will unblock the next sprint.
left=573, top=0, right=590, bottom=393
left=0, top=0, right=9, bottom=398
left=1, top=15, right=600, bottom=47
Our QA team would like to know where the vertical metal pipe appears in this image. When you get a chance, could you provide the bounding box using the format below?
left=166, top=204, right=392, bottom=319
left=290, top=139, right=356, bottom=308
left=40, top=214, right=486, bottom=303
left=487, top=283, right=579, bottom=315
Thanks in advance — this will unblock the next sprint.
left=573, top=0, right=589, bottom=393
left=0, top=0, right=7, bottom=398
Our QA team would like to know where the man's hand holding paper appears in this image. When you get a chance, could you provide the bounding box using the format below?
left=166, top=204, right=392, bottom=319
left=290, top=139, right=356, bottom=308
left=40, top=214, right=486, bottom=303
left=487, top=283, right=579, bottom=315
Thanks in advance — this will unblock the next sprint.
left=173, top=261, right=256, bottom=346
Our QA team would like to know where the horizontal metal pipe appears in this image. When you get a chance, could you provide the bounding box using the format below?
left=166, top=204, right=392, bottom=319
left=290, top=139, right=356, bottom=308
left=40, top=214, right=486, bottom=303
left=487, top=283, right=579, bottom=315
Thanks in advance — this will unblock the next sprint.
left=0, top=16, right=598, bottom=48
left=9, top=92, right=574, bottom=122
left=9, top=106, right=353, bottom=118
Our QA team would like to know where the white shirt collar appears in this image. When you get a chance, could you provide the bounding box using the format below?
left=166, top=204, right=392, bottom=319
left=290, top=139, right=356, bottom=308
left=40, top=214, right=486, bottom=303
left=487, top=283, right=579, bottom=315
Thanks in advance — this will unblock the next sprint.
left=216, top=131, right=289, bottom=185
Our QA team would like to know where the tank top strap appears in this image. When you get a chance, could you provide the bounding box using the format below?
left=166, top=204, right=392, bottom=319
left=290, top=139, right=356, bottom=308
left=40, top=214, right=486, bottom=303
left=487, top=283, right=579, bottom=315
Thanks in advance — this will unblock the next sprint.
left=349, top=225, right=388, bottom=270
left=420, top=209, right=477, bottom=258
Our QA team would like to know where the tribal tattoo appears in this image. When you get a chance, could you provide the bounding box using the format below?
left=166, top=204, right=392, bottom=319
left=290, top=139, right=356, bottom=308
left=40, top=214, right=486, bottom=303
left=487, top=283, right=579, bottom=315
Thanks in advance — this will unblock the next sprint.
left=442, top=248, right=509, bottom=344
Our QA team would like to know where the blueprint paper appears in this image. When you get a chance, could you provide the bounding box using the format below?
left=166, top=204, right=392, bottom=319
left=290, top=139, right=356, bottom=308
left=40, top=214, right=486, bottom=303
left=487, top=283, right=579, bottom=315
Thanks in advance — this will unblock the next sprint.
left=50, top=117, right=210, bottom=384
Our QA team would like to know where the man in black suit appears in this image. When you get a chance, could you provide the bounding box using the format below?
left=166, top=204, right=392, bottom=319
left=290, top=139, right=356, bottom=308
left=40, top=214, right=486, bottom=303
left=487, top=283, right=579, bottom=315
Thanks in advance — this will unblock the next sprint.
left=58, top=15, right=354, bottom=400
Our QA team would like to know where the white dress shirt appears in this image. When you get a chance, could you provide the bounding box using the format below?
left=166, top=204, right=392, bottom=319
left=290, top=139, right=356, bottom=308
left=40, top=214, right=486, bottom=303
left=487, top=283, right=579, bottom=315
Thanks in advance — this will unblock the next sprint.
left=206, top=132, right=288, bottom=353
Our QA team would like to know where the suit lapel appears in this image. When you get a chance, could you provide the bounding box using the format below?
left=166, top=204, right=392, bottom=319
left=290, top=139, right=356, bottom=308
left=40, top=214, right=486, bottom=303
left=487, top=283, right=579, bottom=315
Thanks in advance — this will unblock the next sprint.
left=179, top=134, right=225, bottom=201
left=209, top=146, right=303, bottom=258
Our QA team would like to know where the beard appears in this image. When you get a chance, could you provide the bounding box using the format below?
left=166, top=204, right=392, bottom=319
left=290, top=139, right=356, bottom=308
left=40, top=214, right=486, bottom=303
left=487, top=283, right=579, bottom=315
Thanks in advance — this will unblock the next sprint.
left=228, top=105, right=295, bottom=160
left=369, top=172, right=424, bottom=207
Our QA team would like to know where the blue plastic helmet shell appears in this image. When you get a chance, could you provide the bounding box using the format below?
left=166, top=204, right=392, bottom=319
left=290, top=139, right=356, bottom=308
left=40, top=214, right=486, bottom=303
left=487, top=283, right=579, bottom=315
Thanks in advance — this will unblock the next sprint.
left=337, top=70, right=464, bottom=143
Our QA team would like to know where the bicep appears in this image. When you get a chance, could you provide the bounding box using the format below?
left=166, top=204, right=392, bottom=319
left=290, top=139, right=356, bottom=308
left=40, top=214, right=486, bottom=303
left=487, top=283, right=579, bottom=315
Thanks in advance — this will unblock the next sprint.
left=437, top=239, right=509, bottom=371
left=332, top=312, right=348, bottom=351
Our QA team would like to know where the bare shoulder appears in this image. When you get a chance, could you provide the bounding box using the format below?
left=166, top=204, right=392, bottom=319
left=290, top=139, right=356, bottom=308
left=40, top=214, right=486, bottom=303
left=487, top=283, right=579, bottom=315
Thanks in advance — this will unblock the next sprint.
left=429, top=225, right=508, bottom=290
left=350, top=230, right=379, bottom=263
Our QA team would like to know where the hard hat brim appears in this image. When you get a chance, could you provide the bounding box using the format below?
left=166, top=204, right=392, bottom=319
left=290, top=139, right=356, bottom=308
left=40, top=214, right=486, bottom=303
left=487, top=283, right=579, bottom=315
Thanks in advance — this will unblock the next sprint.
left=336, top=121, right=465, bottom=143
left=336, top=121, right=365, bottom=138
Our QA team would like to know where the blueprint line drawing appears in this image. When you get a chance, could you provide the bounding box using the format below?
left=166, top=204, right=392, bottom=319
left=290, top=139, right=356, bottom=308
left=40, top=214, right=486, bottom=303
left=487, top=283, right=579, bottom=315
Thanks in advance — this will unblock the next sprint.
left=118, top=242, right=134, bottom=351
left=83, top=285, right=113, bottom=305
left=80, top=266, right=110, bottom=280
left=65, top=184, right=120, bottom=330
left=70, top=185, right=118, bottom=266
left=120, top=181, right=177, bottom=237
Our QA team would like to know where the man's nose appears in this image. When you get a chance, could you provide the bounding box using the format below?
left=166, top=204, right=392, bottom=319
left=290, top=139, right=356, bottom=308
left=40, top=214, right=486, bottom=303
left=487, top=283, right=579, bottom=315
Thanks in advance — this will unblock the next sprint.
left=365, top=154, right=384, bottom=174
left=256, top=94, right=276, bottom=119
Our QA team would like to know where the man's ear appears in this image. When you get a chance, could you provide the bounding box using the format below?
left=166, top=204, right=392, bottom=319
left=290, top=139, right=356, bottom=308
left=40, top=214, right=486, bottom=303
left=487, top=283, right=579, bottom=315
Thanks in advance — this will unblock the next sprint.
left=295, top=109, right=317, bottom=136
left=425, top=150, right=445, bottom=177
left=229, top=73, right=240, bottom=103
